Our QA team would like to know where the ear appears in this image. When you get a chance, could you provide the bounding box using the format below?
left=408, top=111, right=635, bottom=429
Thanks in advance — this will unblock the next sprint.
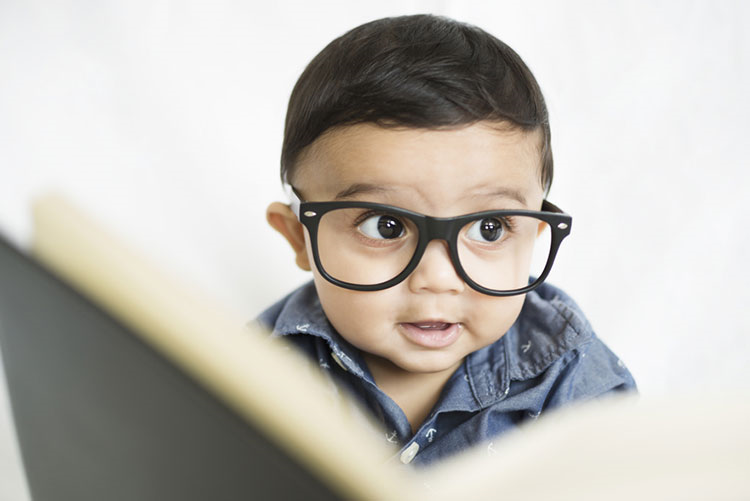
left=537, top=220, right=548, bottom=238
left=266, top=202, right=312, bottom=271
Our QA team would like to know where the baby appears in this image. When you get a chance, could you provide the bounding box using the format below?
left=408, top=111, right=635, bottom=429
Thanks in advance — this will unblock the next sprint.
left=259, top=14, right=636, bottom=466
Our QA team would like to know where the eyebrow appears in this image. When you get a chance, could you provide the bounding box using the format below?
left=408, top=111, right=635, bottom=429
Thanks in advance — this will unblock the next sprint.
left=472, top=188, right=528, bottom=206
left=334, top=183, right=393, bottom=200
left=334, top=183, right=528, bottom=206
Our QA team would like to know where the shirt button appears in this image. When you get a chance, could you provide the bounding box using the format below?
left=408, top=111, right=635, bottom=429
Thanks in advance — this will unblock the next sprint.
left=399, top=442, right=420, bottom=464
left=330, top=351, right=348, bottom=372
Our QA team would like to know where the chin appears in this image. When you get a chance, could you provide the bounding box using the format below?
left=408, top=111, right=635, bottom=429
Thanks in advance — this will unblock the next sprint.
left=393, top=353, right=464, bottom=375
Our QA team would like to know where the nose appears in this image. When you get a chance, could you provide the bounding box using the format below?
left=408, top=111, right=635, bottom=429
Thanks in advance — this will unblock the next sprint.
left=407, top=240, right=465, bottom=294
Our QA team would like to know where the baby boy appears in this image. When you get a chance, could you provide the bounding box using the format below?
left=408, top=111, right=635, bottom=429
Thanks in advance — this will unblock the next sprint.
left=259, top=14, right=636, bottom=467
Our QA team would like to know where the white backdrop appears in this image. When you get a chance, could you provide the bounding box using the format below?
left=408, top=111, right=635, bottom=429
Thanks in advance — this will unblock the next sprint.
left=1, top=1, right=749, bottom=499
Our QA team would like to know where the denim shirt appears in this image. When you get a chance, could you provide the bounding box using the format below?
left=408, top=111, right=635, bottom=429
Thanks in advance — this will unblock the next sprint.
left=256, top=280, right=636, bottom=467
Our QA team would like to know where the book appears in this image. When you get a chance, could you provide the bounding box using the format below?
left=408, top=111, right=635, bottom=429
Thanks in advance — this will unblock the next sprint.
left=0, top=194, right=748, bottom=501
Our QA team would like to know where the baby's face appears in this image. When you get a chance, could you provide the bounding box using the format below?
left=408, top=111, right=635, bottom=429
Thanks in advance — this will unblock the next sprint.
left=291, top=122, right=545, bottom=377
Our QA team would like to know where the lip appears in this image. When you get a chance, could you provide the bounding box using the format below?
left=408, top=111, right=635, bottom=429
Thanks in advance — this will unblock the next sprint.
left=399, top=321, right=462, bottom=349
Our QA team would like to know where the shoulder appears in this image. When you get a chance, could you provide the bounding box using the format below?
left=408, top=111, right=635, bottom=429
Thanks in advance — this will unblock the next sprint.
left=505, top=281, right=636, bottom=401
left=254, top=281, right=366, bottom=368
left=254, top=281, right=324, bottom=335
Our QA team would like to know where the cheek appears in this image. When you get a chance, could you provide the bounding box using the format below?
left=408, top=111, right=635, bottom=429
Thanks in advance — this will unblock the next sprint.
left=303, top=230, right=315, bottom=264
left=312, top=273, right=399, bottom=341
left=468, top=294, right=526, bottom=339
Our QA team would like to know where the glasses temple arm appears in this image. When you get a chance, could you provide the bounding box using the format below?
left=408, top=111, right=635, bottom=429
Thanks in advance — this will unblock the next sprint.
left=285, top=184, right=302, bottom=218
left=541, top=199, right=565, bottom=214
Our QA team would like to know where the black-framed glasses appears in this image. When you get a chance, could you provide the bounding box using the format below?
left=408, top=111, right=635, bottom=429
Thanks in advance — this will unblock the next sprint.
left=288, top=186, right=572, bottom=296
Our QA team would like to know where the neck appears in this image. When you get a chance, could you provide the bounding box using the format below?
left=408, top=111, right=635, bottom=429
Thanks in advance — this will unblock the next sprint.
left=364, top=354, right=461, bottom=434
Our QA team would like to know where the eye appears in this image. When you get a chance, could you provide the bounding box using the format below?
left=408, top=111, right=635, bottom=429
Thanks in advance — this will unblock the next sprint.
left=466, top=218, right=505, bottom=243
left=358, top=214, right=405, bottom=240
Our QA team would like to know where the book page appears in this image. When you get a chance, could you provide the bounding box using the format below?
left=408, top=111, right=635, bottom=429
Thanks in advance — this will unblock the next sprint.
left=31, top=193, right=414, bottom=500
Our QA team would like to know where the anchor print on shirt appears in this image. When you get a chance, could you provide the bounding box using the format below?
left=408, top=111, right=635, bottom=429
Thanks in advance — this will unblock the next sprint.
left=425, top=428, right=437, bottom=443
left=521, top=340, right=532, bottom=353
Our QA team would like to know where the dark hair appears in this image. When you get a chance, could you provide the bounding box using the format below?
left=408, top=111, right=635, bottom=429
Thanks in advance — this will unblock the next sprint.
left=281, top=14, right=553, bottom=193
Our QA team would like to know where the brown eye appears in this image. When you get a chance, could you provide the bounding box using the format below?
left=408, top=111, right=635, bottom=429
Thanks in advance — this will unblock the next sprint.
left=466, top=218, right=504, bottom=242
left=359, top=214, right=404, bottom=239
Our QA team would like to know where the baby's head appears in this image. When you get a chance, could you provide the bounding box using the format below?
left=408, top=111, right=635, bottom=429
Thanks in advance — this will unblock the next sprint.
left=268, top=15, right=570, bottom=379
left=280, top=14, right=552, bottom=192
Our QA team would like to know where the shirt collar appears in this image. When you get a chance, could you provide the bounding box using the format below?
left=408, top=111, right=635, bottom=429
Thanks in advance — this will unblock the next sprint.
left=269, top=280, right=593, bottom=410
left=450, top=285, right=594, bottom=410
left=270, top=282, right=370, bottom=380
left=504, top=284, right=593, bottom=382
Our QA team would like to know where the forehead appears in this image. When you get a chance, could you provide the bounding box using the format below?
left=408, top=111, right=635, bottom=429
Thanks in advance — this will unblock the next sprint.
left=293, top=122, right=545, bottom=213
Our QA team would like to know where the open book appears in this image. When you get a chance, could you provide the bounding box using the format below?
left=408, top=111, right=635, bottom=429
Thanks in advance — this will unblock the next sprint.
left=0, top=194, right=747, bottom=500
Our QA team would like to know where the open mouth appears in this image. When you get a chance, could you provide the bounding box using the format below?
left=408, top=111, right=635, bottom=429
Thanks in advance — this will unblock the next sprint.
left=411, top=321, right=452, bottom=330
left=399, top=321, right=461, bottom=348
